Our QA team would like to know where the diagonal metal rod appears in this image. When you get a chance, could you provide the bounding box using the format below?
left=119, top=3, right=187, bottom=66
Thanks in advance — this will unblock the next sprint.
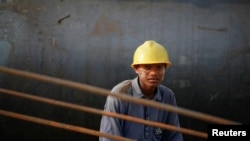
left=0, top=66, right=241, bottom=125
left=0, top=88, right=208, bottom=138
left=0, top=109, right=136, bottom=141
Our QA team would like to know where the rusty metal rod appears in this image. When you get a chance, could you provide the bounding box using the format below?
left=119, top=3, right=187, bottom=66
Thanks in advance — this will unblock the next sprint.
left=0, top=109, right=136, bottom=141
left=0, top=88, right=208, bottom=138
left=0, top=66, right=241, bottom=125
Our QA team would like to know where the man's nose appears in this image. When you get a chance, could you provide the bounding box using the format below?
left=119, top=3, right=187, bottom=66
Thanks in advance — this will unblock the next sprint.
left=149, top=68, right=158, bottom=75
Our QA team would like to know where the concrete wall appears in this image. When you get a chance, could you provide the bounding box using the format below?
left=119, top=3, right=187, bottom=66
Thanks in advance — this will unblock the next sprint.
left=0, top=0, right=250, bottom=141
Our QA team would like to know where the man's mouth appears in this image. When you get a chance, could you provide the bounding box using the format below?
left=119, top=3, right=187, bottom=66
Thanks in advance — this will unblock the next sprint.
left=148, top=78, right=159, bottom=83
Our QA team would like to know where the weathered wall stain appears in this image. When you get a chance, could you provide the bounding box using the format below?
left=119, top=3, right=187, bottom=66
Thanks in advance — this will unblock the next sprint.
left=198, top=26, right=228, bottom=32
left=90, top=15, right=122, bottom=36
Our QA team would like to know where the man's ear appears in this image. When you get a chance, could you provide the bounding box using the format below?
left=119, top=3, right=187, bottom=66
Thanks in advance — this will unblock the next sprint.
left=132, top=65, right=139, bottom=73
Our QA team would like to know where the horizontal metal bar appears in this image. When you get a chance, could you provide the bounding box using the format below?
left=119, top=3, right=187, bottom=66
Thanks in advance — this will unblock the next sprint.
left=0, top=109, right=135, bottom=141
left=0, top=67, right=241, bottom=125
left=0, top=88, right=208, bottom=138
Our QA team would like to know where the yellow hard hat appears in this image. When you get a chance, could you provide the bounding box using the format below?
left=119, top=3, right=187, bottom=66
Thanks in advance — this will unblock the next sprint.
left=131, top=40, right=171, bottom=67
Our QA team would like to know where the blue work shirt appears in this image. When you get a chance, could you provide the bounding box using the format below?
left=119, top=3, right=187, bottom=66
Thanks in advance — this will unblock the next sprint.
left=100, top=77, right=183, bottom=141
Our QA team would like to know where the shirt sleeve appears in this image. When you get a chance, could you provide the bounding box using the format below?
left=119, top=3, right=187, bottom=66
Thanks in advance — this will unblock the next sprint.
left=161, top=88, right=184, bottom=141
left=99, top=95, right=123, bottom=141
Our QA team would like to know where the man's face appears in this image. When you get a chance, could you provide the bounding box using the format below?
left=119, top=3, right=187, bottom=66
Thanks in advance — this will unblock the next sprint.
left=134, top=63, right=166, bottom=89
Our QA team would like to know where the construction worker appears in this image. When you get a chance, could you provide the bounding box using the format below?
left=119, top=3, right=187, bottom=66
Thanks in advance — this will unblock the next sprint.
left=100, top=40, right=183, bottom=141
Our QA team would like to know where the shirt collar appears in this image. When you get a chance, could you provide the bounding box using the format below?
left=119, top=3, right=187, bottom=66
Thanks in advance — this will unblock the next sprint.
left=131, top=77, right=162, bottom=101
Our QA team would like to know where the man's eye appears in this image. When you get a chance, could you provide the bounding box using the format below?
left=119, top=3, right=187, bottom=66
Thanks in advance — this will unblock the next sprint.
left=144, top=66, right=151, bottom=70
left=157, top=66, right=164, bottom=69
